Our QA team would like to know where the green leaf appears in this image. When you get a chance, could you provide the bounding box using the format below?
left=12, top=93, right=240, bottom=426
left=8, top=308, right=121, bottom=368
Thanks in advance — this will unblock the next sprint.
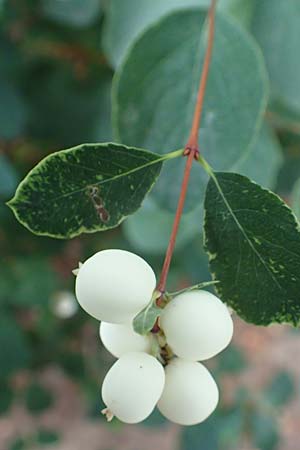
left=0, top=315, right=31, bottom=379
left=1, top=258, right=59, bottom=307
left=27, top=66, right=113, bottom=147
left=0, top=76, right=27, bottom=140
left=217, top=346, right=247, bottom=374
left=176, top=238, right=211, bottom=288
left=277, top=151, right=300, bottom=198
left=113, top=9, right=268, bottom=213
left=0, top=154, right=19, bottom=198
left=41, top=0, right=102, bottom=28
left=36, top=428, right=60, bottom=445
left=181, top=415, right=220, bottom=450
left=251, top=413, right=279, bottom=450
left=103, top=0, right=254, bottom=68
left=8, top=143, right=178, bottom=238
left=252, top=0, right=300, bottom=114
left=204, top=171, right=300, bottom=325
left=25, top=383, right=54, bottom=415
left=133, top=293, right=161, bottom=335
left=123, top=196, right=202, bottom=254
left=218, top=408, right=244, bottom=449
left=58, top=351, right=85, bottom=380
left=233, top=123, right=283, bottom=190
left=264, top=372, right=295, bottom=407
left=291, top=178, right=300, bottom=218
left=0, top=381, right=13, bottom=415
left=8, top=438, right=27, bottom=450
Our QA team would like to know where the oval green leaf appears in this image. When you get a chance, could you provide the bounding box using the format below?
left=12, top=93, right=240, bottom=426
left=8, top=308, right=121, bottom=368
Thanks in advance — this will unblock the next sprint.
left=8, top=143, right=170, bottom=238
left=252, top=0, right=300, bottom=114
left=113, top=9, right=268, bottom=212
left=124, top=196, right=203, bottom=254
left=204, top=172, right=300, bottom=326
left=41, top=0, right=102, bottom=27
left=233, top=123, right=283, bottom=190
left=103, top=0, right=254, bottom=68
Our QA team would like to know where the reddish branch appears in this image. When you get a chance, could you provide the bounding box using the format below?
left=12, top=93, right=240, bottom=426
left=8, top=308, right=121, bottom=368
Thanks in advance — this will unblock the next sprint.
left=156, top=0, right=217, bottom=295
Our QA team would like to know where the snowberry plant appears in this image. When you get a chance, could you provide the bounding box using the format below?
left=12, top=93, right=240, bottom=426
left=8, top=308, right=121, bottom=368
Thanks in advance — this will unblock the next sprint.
left=7, top=0, right=300, bottom=426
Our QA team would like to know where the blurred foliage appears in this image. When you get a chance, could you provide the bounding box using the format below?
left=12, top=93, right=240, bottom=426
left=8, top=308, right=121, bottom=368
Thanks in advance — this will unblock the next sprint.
left=24, top=382, right=54, bottom=414
left=0, top=0, right=300, bottom=449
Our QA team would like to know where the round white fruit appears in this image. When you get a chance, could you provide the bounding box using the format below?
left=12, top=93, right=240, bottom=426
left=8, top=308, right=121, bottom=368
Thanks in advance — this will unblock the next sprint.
left=101, top=352, right=165, bottom=424
left=157, top=358, right=219, bottom=425
left=75, top=249, right=156, bottom=323
left=160, top=290, right=233, bottom=361
left=99, top=321, right=151, bottom=358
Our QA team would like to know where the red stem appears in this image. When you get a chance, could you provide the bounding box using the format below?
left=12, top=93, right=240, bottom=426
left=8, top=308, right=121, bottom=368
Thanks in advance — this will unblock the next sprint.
left=156, top=0, right=217, bottom=294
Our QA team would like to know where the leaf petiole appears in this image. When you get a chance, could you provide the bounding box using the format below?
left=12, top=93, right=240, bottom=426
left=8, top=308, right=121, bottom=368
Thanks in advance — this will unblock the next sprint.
left=167, top=280, right=220, bottom=298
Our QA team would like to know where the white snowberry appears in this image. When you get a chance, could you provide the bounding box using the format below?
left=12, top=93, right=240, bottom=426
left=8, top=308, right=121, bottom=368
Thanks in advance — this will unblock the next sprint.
left=157, top=358, right=219, bottom=425
left=101, top=352, right=165, bottom=424
left=75, top=249, right=156, bottom=323
left=160, top=290, right=233, bottom=361
left=99, top=321, right=152, bottom=358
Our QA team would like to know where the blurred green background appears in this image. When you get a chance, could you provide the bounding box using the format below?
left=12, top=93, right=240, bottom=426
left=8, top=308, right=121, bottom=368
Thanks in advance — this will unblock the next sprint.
left=1, top=1, right=300, bottom=449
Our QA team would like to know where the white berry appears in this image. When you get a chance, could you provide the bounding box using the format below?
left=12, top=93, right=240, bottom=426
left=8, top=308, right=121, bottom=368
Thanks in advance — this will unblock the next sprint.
left=160, top=290, right=233, bottom=361
left=101, top=352, right=165, bottom=424
left=99, top=321, right=151, bottom=358
left=75, top=249, right=156, bottom=323
left=157, top=358, right=219, bottom=425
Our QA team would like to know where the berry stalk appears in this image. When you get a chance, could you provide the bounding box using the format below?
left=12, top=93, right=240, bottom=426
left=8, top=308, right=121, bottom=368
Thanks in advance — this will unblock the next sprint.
left=156, top=0, right=217, bottom=294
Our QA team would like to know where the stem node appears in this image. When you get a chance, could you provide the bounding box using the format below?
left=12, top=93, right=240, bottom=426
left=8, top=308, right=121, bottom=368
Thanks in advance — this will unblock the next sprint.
left=156, top=0, right=217, bottom=293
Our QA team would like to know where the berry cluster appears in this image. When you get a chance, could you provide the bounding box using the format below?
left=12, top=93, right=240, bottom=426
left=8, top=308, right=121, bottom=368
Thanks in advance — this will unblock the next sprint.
left=75, top=249, right=233, bottom=425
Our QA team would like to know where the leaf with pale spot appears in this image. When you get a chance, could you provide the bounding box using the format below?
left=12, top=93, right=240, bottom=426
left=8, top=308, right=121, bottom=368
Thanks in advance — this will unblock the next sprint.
left=204, top=172, right=300, bottom=326
left=8, top=143, right=166, bottom=239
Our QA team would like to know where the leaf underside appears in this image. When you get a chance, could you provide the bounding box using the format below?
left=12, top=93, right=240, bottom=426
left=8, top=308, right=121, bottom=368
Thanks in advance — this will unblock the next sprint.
left=204, top=172, right=300, bottom=326
left=8, top=143, right=163, bottom=238
left=133, top=302, right=161, bottom=336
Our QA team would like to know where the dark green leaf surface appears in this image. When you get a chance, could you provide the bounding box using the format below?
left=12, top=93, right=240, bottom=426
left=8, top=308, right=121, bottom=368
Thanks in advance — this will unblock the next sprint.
left=204, top=172, right=300, bottom=325
left=0, top=316, right=31, bottom=379
left=26, top=67, right=113, bottom=147
left=0, top=76, right=27, bottom=140
left=113, top=9, right=268, bottom=212
left=25, top=383, right=54, bottom=414
left=8, top=143, right=166, bottom=238
left=252, top=0, right=300, bottom=113
left=0, top=382, right=13, bottom=415
left=36, top=428, right=60, bottom=445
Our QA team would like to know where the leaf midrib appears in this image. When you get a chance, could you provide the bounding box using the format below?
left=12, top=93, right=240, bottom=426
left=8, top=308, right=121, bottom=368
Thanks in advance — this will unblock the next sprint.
left=210, top=173, right=284, bottom=291
left=10, top=151, right=168, bottom=206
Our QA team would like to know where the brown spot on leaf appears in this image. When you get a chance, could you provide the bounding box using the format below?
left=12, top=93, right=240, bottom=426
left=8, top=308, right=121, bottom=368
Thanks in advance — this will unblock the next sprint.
left=86, top=185, right=110, bottom=223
